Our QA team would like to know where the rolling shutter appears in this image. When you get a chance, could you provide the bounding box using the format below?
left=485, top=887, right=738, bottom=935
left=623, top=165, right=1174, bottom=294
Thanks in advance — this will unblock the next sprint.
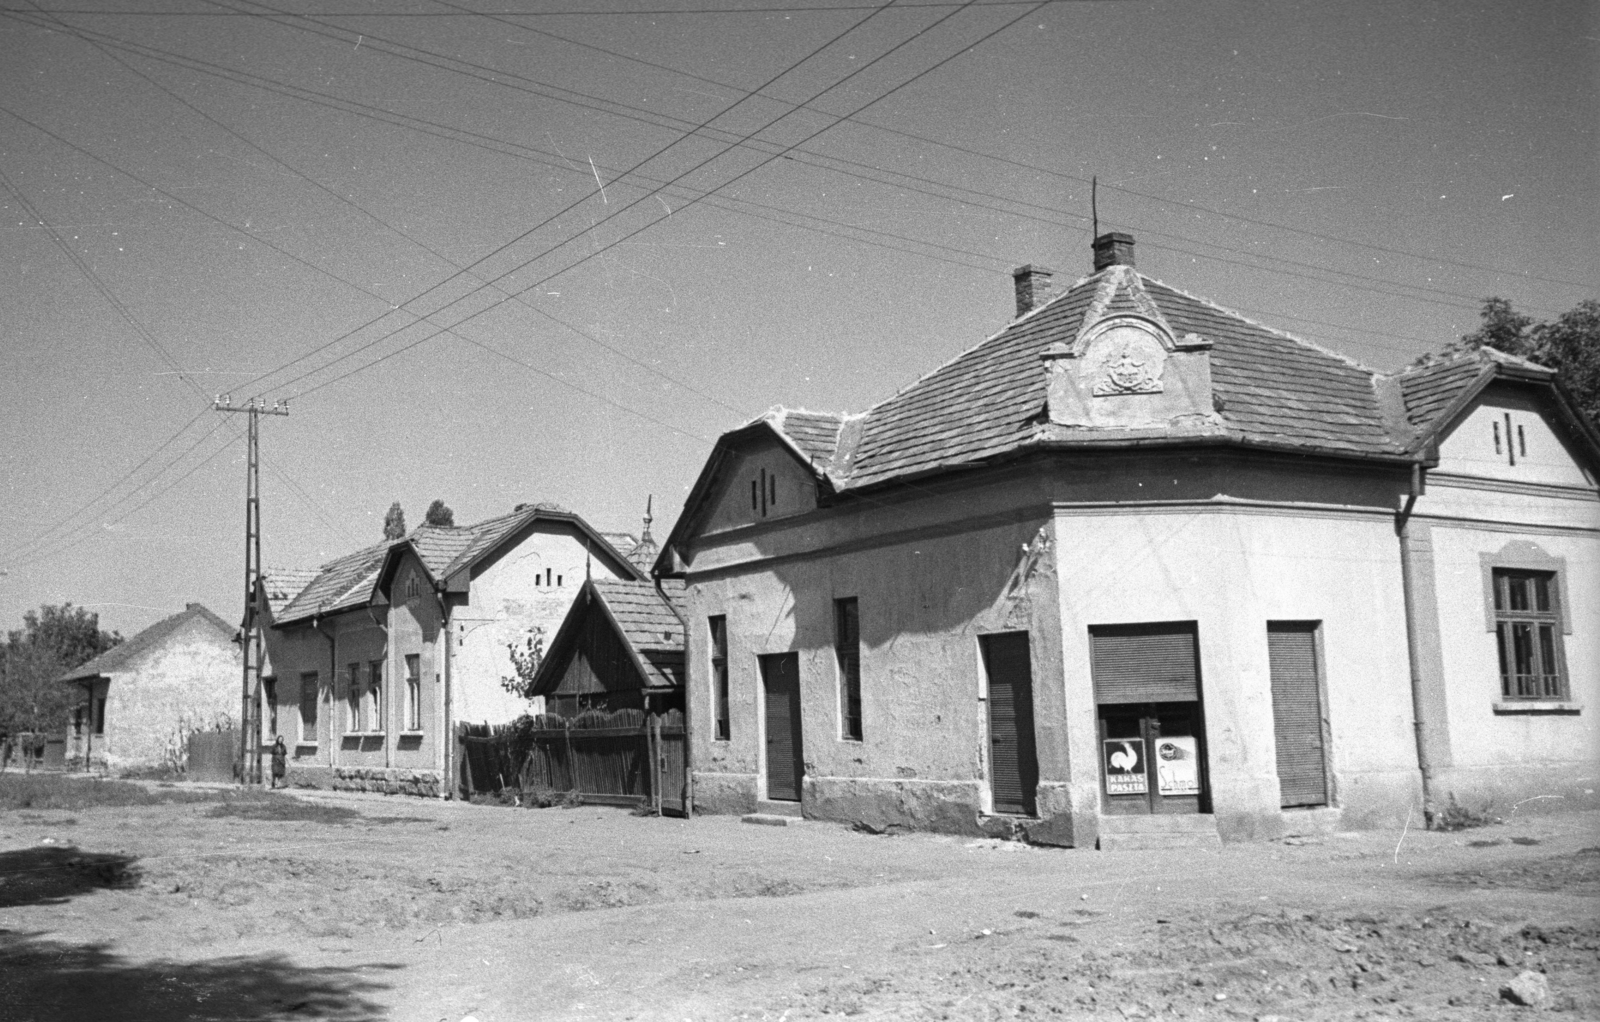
left=1091, top=624, right=1200, bottom=704
left=983, top=633, right=1038, bottom=816
left=1268, top=623, right=1328, bottom=808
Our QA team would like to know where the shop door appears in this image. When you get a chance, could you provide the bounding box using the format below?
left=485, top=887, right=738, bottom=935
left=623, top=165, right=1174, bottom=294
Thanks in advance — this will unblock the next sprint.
left=982, top=632, right=1038, bottom=816
left=1092, top=623, right=1208, bottom=814
left=760, top=653, right=803, bottom=802
left=1268, top=623, right=1329, bottom=808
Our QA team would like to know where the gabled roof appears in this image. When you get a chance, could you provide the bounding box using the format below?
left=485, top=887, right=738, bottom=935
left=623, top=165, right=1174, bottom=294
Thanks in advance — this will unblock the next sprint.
left=259, top=567, right=318, bottom=619
left=274, top=541, right=394, bottom=626
left=657, top=251, right=1594, bottom=575
left=60, top=603, right=236, bottom=683
left=592, top=578, right=686, bottom=656
left=529, top=577, right=686, bottom=696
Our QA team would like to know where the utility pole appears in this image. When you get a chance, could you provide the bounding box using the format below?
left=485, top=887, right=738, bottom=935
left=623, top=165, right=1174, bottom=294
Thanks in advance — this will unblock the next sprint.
left=214, top=394, right=288, bottom=786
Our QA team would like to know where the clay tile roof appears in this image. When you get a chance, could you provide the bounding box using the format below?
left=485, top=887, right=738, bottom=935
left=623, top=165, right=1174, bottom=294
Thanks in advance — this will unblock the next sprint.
left=408, top=525, right=475, bottom=578
left=593, top=578, right=685, bottom=690
left=275, top=541, right=393, bottom=624
left=774, top=267, right=1413, bottom=493
left=601, top=532, right=638, bottom=554
left=433, top=502, right=572, bottom=580
left=593, top=578, right=685, bottom=654
left=59, top=603, right=237, bottom=683
left=1397, top=353, right=1491, bottom=430
left=771, top=409, right=847, bottom=467
left=260, top=567, right=317, bottom=618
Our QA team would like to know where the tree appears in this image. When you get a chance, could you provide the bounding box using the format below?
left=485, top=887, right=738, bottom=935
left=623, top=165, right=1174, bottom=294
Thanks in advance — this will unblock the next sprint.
left=1, top=603, right=122, bottom=737
left=382, top=501, right=407, bottom=540
left=1459, top=298, right=1600, bottom=427
left=499, top=628, right=545, bottom=701
left=424, top=499, right=455, bottom=527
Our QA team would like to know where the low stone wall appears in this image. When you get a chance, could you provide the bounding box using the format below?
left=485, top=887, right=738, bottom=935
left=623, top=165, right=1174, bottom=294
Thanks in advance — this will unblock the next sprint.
left=328, top=766, right=442, bottom=798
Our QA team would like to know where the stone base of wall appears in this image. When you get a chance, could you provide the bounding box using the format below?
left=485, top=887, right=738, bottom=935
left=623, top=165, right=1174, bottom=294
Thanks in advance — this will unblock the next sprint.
left=288, top=764, right=442, bottom=798
left=1431, top=761, right=1600, bottom=821
left=690, top=771, right=758, bottom=815
left=1332, top=767, right=1426, bottom=830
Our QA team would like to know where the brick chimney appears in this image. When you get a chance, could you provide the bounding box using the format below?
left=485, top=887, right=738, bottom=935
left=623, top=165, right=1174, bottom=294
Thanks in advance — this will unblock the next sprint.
left=1011, top=264, right=1056, bottom=317
left=1092, top=232, right=1135, bottom=272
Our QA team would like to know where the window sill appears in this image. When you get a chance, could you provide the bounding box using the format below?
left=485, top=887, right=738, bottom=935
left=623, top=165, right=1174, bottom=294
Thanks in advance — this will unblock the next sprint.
left=1493, top=701, right=1580, bottom=715
left=342, top=731, right=387, bottom=737
left=295, top=742, right=318, bottom=751
left=399, top=730, right=424, bottom=737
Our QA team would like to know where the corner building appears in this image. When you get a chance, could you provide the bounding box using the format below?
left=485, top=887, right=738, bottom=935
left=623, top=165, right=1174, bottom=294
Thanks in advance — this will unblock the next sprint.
left=655, top=234, right=1599, bottom=847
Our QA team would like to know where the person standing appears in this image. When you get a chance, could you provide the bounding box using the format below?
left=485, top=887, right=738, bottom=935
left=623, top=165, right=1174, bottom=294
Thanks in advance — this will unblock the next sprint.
left=269, top=736, right=287, bottom=789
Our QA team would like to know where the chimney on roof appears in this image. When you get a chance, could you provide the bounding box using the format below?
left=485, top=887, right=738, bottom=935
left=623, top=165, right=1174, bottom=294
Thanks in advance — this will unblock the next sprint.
left=1092, top=232, right=1135, bottom=272
left=1011, top=264, right=1056, bottom=317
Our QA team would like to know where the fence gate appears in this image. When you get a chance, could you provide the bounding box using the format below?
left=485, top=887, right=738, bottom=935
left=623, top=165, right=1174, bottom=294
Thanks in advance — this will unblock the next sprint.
left=459, top=708, right=688, bottom=814
left=186, top=730, right=240, bottom=783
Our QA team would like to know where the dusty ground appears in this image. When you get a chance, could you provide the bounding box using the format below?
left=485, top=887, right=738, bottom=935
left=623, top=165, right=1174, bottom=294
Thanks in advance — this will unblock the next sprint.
left=0, top=778, right=1595, bottom=1021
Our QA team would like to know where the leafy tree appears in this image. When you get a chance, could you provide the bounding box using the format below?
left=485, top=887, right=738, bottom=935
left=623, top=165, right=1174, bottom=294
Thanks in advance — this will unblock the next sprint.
left=499, top=629, right=545, bottom=701
left=382, top=501, right=407, bottom=540
left=1, top=603, right=122, bottom=737
left=424, top=499, right=455, bottom=527
left=1458, top=298, right=1600, bottom=426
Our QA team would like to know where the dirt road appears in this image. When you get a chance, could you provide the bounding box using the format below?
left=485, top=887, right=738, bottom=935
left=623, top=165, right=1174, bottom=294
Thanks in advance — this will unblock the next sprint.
left=1, top=782, right=1594, bottom=1021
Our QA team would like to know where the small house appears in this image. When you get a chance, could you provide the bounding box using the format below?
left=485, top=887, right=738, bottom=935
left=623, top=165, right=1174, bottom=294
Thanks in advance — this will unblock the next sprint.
left=59, top=603, right=241, bottom=773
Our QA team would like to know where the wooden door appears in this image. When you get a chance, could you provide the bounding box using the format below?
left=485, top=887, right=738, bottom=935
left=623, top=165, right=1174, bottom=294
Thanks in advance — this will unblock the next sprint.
left=983, top=632, right=1038, bottom=816
left=761, top=653, right=803, bottom=802
left=1268, top=623, right=1328, bottom=807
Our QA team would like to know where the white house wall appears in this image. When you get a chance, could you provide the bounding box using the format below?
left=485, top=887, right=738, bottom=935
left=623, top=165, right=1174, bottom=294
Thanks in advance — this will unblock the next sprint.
left=449, top=523, right=633, bottom=726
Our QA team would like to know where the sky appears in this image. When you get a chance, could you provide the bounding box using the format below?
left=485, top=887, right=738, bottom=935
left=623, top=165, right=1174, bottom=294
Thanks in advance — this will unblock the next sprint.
left=1, top=0, right=1596, bottom=640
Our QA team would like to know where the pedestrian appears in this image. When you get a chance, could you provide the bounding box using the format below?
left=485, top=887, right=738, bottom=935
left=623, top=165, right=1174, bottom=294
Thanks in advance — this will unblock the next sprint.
left=269, top=736, right=287, bottom=789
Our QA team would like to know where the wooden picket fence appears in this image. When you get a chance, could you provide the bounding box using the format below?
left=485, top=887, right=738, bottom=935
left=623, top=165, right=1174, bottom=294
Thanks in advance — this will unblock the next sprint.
left=458, top=708, right=688, bottom=815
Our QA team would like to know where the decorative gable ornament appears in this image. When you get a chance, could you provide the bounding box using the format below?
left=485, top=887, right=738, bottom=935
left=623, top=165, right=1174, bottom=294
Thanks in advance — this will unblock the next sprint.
left=1039, top=268, right=1218, bottom=431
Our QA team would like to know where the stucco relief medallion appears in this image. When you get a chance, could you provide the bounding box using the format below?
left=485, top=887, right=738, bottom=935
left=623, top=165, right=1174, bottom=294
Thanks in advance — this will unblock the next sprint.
left=1082, top=321, right=1167, bottom=396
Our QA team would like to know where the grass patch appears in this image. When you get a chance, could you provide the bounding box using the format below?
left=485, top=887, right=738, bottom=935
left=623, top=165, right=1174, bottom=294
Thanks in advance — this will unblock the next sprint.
left=1433, top=793, right=1500, bottom=831
left=0, top=773, right=258, bottom=811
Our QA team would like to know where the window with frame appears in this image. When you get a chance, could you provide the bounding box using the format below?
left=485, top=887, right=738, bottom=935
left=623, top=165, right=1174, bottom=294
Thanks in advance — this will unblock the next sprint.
left=404, top=654, right=422, bottom=731
left=93, top=696, right=106, bottom=735
left=709, top=615, right=730, bottom=741
left=367, top=660, right=385, bottom=733
left=299, top=671, right=318, bottom=739
left=346, top=663, right=361, bottom=732
left=835, top=597, right=862, bottom=741
left=1493, top=569, right=1568, bottom=700
left=264, top=678, right=279, bottom=738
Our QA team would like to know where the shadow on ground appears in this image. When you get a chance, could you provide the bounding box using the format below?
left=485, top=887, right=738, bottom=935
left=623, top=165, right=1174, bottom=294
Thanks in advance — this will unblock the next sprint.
left=0, top=845, right=139, bottom=909
left=0, top=931, right=398, bottom=1021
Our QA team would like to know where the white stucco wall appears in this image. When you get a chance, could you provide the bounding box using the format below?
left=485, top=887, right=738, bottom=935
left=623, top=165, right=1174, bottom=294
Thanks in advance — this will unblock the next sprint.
left=449, top=523, right=634, bottom=726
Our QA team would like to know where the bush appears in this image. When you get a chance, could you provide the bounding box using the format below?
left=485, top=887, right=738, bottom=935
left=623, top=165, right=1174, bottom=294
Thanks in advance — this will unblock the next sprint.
left=1434, top=793, right=1500, bottom=831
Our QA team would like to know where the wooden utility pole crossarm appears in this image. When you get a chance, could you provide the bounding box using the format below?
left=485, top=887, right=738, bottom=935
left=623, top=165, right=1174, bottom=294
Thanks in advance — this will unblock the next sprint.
left=213, top=395, right=288, bottom=786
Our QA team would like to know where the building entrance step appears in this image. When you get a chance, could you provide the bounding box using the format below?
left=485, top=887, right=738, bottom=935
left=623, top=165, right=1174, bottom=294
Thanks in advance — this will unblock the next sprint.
left=741, top=813, right=804, bottom=827
left=754, top=799, right=804, bottom=817
left=1098, top=813, right=1222, bottom=850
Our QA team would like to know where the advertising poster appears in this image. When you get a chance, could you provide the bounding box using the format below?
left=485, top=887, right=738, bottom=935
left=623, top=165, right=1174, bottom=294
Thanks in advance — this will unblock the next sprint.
left=1155, top=735, right=1201, bottom=795
left=1102, top=739, right=1147, bottom=794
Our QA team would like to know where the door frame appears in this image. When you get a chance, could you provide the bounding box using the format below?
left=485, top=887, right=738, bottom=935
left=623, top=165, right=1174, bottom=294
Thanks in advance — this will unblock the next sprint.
left=1267, top=620, right=1335, bottom=809
left=979, top=630, right=1039, bottom=817
left=758, top=651, right=804, bottom=802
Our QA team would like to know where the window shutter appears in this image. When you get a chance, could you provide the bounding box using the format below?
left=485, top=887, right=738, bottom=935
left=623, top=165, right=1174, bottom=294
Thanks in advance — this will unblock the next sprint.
left=1091, top=624, right=1199, bottom=704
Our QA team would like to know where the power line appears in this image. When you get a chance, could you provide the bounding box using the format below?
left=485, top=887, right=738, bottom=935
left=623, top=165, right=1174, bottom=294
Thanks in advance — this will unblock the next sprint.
left=14, top=7, right=1562, bottom=350
left=3, top=1, right=1085, bottom=16
left=215, top=0, right=913, bottom=396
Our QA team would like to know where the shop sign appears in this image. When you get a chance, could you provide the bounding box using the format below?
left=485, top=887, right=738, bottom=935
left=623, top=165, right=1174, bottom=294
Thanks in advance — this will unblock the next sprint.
left=1155, top=735, right=1200, bottom=795
left=1102, top=739, right=1146, bottom=794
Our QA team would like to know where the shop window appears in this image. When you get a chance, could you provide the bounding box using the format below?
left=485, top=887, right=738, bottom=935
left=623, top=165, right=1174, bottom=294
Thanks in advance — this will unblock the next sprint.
left=835, top=598, right=862, bottom=741
left=1493, top=569, right=1568, bottom=700
left=299, top=671, right=319, bottom=740
left=710, top=615, right=730, bottom=741
left=404, top=654, right=422, bottom=731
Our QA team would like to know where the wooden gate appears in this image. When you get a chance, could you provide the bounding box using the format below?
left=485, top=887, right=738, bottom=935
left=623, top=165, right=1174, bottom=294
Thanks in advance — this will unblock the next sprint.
left=186, top=729, right=240, bottom=783
left=459, top=709, right=688, bottom=814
